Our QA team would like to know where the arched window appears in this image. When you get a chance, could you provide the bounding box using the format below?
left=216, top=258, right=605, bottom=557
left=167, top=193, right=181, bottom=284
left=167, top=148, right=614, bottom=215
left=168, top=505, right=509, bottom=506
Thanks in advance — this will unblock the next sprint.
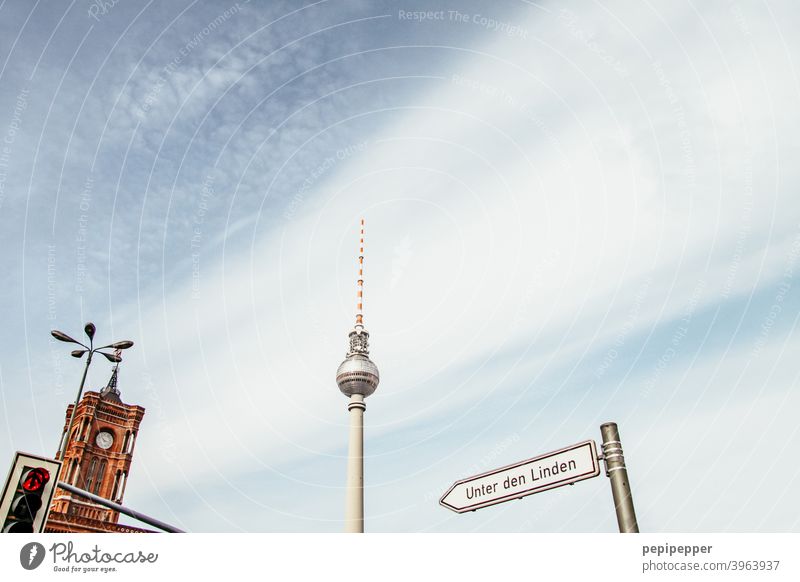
left=71, top=461, right=81, bottom=486
left=85, top=457, right=98, bottom=491
left=117, top=472, right=127, bottom=501
left=111, top=470, right=121, bottom=499
left=68, top=459, right=79, bottom=483
left=127, top=432, right=136, bottom=454
left=94, top=460, right=107, bottom=494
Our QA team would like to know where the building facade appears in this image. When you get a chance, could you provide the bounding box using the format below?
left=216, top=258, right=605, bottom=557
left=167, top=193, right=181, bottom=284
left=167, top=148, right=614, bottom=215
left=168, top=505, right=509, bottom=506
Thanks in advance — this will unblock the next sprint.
left=46, top=367, right=149, bottom=533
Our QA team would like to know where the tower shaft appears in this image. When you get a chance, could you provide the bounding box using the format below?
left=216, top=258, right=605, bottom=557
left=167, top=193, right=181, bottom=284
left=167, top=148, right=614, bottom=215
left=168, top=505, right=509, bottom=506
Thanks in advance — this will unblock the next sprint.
left=344, top=394, right=365, bottom=533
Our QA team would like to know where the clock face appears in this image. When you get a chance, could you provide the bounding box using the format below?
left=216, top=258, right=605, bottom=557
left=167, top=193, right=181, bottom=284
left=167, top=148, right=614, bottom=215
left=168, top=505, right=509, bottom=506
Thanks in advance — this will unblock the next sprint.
left=95, top=431, right=114, bottom=450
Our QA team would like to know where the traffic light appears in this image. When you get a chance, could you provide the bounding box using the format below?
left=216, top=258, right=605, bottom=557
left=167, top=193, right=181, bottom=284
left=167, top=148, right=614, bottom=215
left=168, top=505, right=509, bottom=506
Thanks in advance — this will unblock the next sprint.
left=1, top=453, right=62, bottom=534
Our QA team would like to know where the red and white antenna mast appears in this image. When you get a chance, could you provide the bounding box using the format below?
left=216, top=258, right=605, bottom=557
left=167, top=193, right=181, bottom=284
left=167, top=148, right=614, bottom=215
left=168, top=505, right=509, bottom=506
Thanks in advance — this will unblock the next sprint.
left=356, top=218, right=365, bottom=329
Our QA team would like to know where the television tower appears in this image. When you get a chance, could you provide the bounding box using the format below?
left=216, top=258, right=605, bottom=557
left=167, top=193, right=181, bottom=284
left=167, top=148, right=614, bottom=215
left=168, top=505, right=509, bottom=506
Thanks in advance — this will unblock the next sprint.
left=336, top=218, right=380, bottom=533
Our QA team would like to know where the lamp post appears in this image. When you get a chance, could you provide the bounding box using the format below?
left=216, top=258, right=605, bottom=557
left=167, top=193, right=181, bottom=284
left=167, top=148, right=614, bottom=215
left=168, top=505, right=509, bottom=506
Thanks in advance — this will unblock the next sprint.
left=51, top=323, right=133, bottom=461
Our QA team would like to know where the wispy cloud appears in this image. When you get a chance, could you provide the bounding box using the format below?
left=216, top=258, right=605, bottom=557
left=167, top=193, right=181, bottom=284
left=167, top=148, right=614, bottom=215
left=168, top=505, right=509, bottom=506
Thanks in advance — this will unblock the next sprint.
left=1, top=0, right=798, bottom=532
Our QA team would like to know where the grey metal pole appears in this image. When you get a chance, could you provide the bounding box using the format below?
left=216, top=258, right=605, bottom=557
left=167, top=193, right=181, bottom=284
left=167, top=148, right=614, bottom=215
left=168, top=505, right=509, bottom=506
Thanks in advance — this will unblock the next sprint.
left=344, top=394, right=365, bottom=533
left=600, top=422, right=639, bottom=533
left=57, top=481, right=184, bottom=533
left=58, top=351, right=93, bottom=461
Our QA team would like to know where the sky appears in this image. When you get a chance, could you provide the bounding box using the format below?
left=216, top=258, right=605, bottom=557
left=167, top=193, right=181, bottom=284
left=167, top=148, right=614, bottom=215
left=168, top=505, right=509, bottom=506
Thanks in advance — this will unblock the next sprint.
left=0, top=0, right=799, bottom=533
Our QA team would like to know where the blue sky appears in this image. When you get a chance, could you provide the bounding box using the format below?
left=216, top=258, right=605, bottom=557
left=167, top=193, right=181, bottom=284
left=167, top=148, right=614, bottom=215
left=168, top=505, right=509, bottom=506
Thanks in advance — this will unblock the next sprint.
left=1, top=0, right=799, bottom=532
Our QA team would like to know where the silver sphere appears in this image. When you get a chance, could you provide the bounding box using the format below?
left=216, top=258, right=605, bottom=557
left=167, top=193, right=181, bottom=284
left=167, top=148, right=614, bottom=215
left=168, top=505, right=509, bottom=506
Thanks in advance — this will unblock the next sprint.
left=336, top=354, right=380, bottom=397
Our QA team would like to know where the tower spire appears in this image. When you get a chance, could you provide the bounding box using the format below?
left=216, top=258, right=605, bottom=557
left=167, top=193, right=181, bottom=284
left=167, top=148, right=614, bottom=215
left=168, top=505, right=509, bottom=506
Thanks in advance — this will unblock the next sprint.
left=100, top=349, right=122, bottom=402
left=347, top=218, right=370, bottom=357
left=356, top=218, right=365, bottom=329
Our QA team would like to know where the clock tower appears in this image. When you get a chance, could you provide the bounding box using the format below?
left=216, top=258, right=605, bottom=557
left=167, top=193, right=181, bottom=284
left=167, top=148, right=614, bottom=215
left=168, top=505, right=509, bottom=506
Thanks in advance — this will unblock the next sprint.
left=46, top=362, right=148, bottom=533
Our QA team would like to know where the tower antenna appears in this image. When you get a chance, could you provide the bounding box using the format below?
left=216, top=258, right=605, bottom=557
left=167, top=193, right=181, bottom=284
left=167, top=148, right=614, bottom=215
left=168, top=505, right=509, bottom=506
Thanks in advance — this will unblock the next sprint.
left=356, top=218, right=365, bottom=329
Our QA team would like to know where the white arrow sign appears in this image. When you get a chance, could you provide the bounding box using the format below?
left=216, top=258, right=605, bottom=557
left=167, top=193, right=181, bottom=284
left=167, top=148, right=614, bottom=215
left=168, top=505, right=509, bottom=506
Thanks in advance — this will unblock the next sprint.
left=439, top=440, right=600, bottom=513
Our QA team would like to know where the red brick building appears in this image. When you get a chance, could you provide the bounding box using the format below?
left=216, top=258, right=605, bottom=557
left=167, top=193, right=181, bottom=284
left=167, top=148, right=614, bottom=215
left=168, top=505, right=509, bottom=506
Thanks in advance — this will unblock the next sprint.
left=46, top=366, right=150, bottom=533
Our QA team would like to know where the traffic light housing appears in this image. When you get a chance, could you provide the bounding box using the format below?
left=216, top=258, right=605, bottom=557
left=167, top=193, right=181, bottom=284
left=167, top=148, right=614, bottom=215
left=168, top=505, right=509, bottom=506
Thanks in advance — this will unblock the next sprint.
left=1, top=453, right=61, bottom=533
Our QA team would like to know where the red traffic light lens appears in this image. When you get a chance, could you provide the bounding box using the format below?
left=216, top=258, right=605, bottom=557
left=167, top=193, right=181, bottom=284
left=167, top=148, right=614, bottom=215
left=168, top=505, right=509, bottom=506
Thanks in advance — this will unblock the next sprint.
left=21, top=468, right=50, bottom=493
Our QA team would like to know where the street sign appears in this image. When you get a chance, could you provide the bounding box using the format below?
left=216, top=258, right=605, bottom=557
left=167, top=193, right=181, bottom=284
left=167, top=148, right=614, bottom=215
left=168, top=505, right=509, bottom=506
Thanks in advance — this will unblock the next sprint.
left=440, top=440, right=600, bottom=513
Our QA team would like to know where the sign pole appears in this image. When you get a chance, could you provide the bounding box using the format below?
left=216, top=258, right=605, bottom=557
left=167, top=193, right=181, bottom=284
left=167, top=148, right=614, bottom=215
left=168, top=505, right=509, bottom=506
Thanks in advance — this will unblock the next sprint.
left=600, top=422, right=639, bottom=533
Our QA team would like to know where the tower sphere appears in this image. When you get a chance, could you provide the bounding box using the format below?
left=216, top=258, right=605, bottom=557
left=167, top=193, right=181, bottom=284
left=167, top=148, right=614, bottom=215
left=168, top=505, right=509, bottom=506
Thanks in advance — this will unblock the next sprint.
left=336, top=354, right=380, bottom=398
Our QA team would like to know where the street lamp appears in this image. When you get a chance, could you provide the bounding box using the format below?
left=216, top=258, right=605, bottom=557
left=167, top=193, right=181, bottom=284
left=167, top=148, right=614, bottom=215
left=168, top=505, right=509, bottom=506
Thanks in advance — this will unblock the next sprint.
left=51, top=323, right=134, bottom=460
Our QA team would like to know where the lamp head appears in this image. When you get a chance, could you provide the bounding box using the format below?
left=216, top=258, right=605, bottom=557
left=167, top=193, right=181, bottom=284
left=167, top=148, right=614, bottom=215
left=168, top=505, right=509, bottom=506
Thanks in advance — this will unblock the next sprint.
left=51, top=330, right=79, bottom=344
left=109, top=340, right=134, bottom=350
